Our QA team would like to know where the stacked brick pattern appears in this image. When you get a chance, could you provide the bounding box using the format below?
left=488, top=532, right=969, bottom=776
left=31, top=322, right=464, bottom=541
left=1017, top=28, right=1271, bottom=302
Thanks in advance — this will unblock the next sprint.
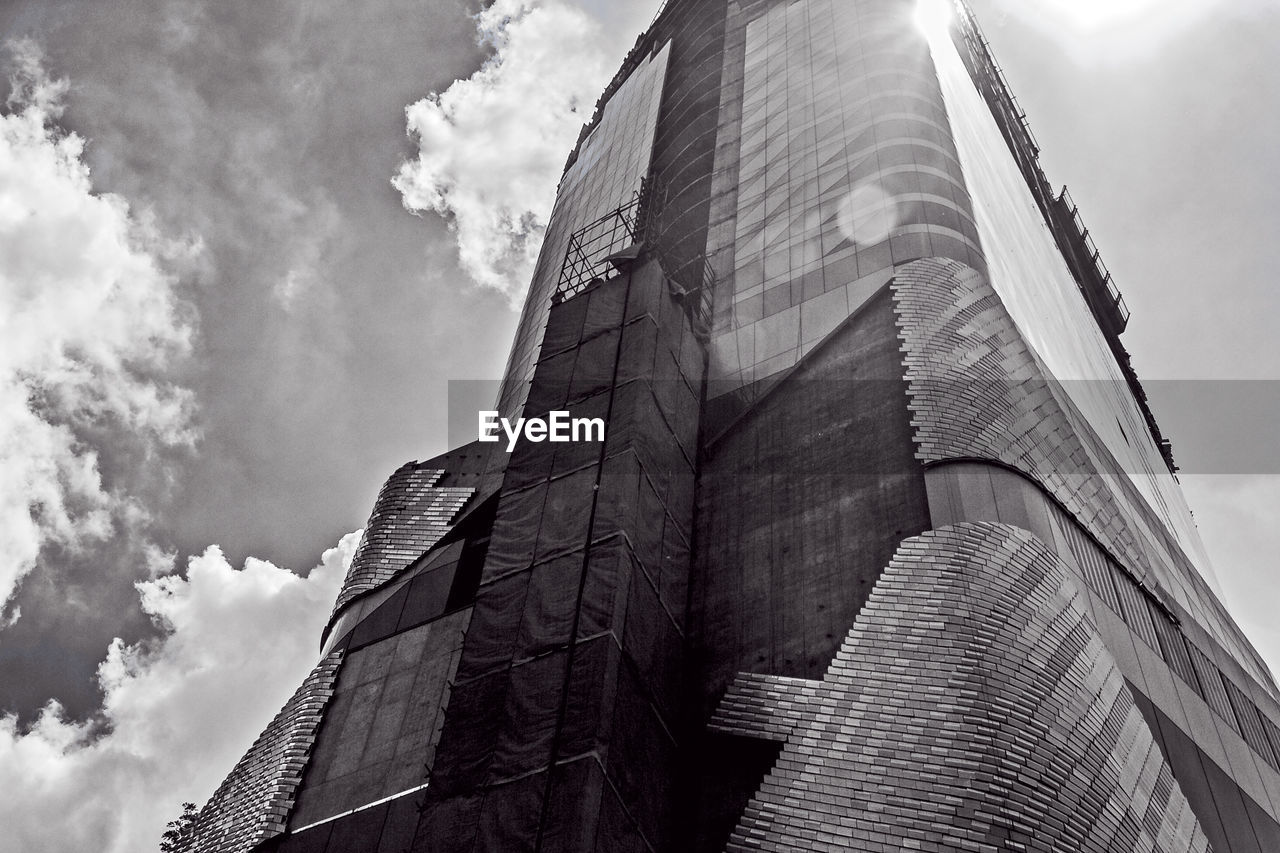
left=890, top=256, right=1271, bottom=690
left=332, top=464, right=473, bottom=615
left=929, top=460, right=1280, bottom=785
left=893, top=259, right=1157, bottom=575
left=713, top=523, right=1211, bottom=853
left=893, top=258, right=1280, bottom=794
left=708, top=673, right=819, bottom=742
left=189, top=652, right=344, bottom=853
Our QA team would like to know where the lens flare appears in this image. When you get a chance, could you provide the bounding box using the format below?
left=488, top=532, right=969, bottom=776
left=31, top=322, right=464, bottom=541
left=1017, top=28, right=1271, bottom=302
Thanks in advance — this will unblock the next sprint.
left=837, top=183, right=898, bottom=248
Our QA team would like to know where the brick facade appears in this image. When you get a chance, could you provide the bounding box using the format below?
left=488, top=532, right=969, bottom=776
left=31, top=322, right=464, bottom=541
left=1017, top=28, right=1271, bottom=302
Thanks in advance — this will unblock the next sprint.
left=332, top=464, right=473, bottom=616
left=189, top=653, right=343, bottom=853
left=714, top=523, right=1211, bottom=853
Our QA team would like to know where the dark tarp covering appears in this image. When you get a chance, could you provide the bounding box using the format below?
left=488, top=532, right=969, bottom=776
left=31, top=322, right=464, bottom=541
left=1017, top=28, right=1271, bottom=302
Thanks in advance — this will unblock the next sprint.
left=454, top=570, right=526, bottom=679
left=374, top=793, right=425, bottom=853
left=470, top=775, right=543, bottom=852
left=581, top=274, right=629, bottom=342
left=538, top=758, right=606, bottom=853
left=605, top=658, right=678, bottom=847
left=568, top=327, right=622, bottom=402
left=540, top=272, right=629, bottom=365
left=417, top=258, right=706, bottom=851
left=602, top=382, right=690, bottom=516
left=484, top=468, right=602, bottom=577
left=324, top=803, right=390, bottom=851
left=593, top=773, right=650, bottom=853
left=617, top=549, right=684, bottom=718
left=427, top=668, right=507, bottom=794
left=622, top=260, right=664, bottom=327
left=575, top=537, right=629, bottom=641
left=489, top=650, right=570, bottom=779
left=514, top=553, right=583, bottom=658
left=524, top=346, right=578, bottom=418
left=482, top=481, right=547, bottom=576
left=546, top=636, right=619, bottom=762
left=615, top=318, right=658, bottom=386
left=501, top=391, right=610, bottom=491
left=539, top=289, right=590, bottom=361
left=411, top=791, right=484, bottom=853
left=534, top=468, right=598, bottom=564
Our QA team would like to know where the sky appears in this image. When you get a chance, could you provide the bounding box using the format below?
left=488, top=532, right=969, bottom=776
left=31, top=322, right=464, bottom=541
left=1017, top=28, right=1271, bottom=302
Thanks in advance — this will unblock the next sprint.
left=0, top=0, right=1275, bottom=850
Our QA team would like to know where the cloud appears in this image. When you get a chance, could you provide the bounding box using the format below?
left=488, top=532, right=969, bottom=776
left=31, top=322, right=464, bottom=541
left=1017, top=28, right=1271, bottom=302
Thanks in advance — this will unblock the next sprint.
left=0, top=0, right=495, bottom=724
left=1179, top=475, right=1280, bottom=681
left=0, top=39, right=195, bottom=620
left=272, top=196, right=342, bottom=310
left=393, top=0, right=628, bottom=302
left=0, top=530, right=359, bottom=853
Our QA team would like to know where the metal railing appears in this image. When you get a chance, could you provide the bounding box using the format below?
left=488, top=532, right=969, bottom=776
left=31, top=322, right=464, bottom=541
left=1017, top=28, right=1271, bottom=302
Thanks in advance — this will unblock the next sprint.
left=662, top=249, right=716, bottom=339
left=1057, top=188, right=1130, bottom=334
left=955, top=1, right=1128, bottom=336
left=556, top=194, right=646, bottom=300
left=554, top=178, right=716, bottom=337
left=647, top=0, right=674, bottom=31
left=953, top=0, right=1174, bottom=472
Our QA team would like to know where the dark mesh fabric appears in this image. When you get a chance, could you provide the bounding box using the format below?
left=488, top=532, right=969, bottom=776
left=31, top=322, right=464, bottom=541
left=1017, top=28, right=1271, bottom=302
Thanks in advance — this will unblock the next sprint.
left=417, top=253, right=706, bottom=851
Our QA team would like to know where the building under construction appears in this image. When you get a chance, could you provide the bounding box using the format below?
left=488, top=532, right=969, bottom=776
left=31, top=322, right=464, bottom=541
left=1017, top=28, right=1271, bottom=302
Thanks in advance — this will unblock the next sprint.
left=186, top=1, right=1280, bottom=851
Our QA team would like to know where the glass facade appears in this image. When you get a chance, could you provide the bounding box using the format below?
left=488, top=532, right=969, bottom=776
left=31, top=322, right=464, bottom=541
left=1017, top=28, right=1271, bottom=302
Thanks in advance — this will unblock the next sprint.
left=495, top=43, right=671, bottom=420
left=929, top=27, right=1272, bottom=685
left=706, top=0, right=982, bottom=398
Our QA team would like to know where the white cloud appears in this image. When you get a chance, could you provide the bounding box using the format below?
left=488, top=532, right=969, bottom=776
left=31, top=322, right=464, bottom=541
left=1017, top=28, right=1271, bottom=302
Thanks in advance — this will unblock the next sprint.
left=393, top=0, right=630, bottom=303
left=272, top=196, right=341, bottom=310
left=0, top=530, right=359, bottom=853
left=0, top=39, right=196, bottom=618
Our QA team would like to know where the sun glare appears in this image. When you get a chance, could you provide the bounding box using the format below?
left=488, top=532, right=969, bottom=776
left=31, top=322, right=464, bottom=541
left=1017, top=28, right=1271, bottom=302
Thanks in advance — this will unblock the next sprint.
left=1039, top=0, right=1165, bottom=31
left=1000, top=0, right=1211, bottom=65
left=913, top=0, right=955, bottom=43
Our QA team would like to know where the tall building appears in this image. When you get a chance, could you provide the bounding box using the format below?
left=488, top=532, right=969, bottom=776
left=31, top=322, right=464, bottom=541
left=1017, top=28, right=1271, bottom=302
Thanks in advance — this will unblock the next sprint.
left=186, top=1, right=1280, bottom=851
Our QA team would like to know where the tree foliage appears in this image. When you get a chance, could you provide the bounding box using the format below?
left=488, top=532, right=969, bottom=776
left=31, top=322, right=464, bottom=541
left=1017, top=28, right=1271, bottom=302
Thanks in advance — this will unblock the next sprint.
left=160, top=802, right=199, bottom=852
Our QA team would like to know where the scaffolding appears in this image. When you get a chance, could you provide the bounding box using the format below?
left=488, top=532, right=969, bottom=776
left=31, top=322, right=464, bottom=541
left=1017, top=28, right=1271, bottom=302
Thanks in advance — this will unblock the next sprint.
left=555, top=179, right=715, bottom=336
